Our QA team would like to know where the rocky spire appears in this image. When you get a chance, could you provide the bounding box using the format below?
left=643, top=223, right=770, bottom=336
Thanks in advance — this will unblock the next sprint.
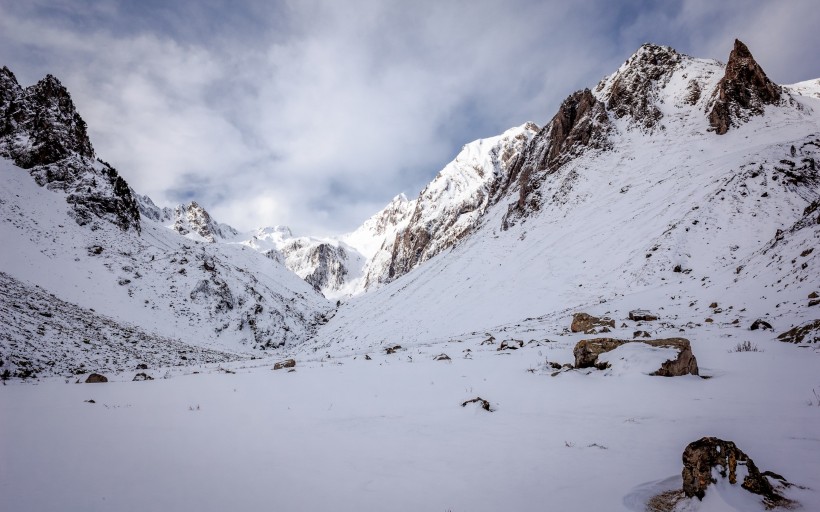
left=708, top=39, right=781, bottom=134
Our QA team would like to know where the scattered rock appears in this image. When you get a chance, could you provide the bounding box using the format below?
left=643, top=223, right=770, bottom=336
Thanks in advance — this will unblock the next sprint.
left=132, top=372, right=153, bottom=381
left=461, top=397, right=493, bottom=412
left=434, top=353, right=451, bottom=361
left=273, top=359, right=296, bottom=370
left=85, top=373, right=108, bottom=383
left=810, top=299, right=820, bottom=307
left=633, top=330, right=651, bottom=338
left=84, top=399, right=96, bottom=404
left=629, top=309, right=658, bottom=321
left=808, top=291, right=818, bottom=299
left=364, top=354, right=371, bottom=361
left=708, top=302, right=719, bottom=309
left=570, top=312, right=615, bottom=333
left=497, top=339, right=524, bottom=351
left=385, top=345, right=402, bottom=355
left=777, top=320, right=820, bottom=344
left=801, top=248, right=814, bottom=257
left=136, top=363, right=148, bottom=370
left=681, top=437, right=792, bottom=507
left=749, top=319, right=773, bottom=331
left=87, top=245, right=104, bottom=255
left=573, top=338, right=698, bottom=376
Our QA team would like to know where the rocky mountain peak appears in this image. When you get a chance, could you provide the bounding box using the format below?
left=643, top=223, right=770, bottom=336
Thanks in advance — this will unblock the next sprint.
left=597, top=43, right=682, bottom=131
left=0, top=65, right=140, bottom=232
left=172, top=201, right=238, bottom=243
left=708, top=39, right=782, bottom=134
left=503, top=89, right=610, bottom=226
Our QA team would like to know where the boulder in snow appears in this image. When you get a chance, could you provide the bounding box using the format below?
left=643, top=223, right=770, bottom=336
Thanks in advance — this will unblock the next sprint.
left=573, top=338, right=698, bottom=376
left=273, top=359, right=296, bottom=370
left=85, top=373, right=108, bottom=383
left=570, top=312, right=615, bottom=333
left=629, top=309, right=659, bottom=322
left=681, top=437, right=792, bottom=506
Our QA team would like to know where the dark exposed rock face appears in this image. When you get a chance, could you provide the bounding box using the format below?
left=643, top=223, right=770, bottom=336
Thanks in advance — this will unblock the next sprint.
left=85, top=373, right=108, bottom=383
left=707, top=39, right=781, bottom=135
left=570, top=313, right=615, bottom=333
left=601, top=43, right=682, bottom=131
left=502, top=89, right=610, bottom=226
left=573, top=337, right=698, bottom=376
left=681, top=437, right=787, bottom=505
left=0, top=69, right=94, bottom=166
left=0, top=66, right=140, bottom=231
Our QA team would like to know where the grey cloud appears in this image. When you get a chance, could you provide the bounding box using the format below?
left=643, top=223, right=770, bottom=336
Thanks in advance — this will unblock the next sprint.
left=1, top=0, right=818, bottom=235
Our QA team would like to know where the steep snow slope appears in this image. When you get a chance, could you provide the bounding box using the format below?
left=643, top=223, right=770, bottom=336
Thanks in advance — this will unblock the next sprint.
left=786, top=78, right=820, bottom=99
left=310, top=43, right=820, bottom=355
left=0, top=159, right=331, bottom=377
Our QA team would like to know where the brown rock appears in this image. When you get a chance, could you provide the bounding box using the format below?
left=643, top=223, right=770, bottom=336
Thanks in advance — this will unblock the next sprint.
left=809, top=299, right=820, bottom=307
left=707, top=40, right=781, bottom=135
left=777, top=319, right=820, bottom=344
left=385, top=345, right=402, bottom=355
left=132, top=372, right=153, bottom=381
left=681, top=437, right=788, bottom=506
left=273, top=359, right=296, bottom=370
left=434, top=353, right=451, bottom=361
left=709, top=302, right=719, bottom=309
left=461, top=397, right=493, bottom=412
left=573, top=338, right=698, bottom=376
left=570, top=312, right=615, bottom=333
left=85, top=373, right=108, bottom=383
left=629, top=309, right=658, bottom=321
left=809, top=291, right=819, bottom=299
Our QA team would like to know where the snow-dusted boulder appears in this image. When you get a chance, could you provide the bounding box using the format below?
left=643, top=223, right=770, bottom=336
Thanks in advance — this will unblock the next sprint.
left=570, top=312, right=615, bottom=333
left=573, top=338, right=698, bottom=376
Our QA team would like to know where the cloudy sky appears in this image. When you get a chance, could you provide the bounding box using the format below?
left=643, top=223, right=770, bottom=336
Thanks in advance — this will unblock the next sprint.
left=2, top=1, right=819, bottom=235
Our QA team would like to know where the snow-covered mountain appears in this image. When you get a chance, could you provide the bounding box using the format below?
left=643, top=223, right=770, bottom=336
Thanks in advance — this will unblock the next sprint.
left=158, top=121, right=537, bottom=300
left=307, top=40, right=820, bottom=353
left=3, top=38, right=820, bottom=512
left=2, top=39, right=818, bottom=378
left=0, top=68, right=331, bottom=379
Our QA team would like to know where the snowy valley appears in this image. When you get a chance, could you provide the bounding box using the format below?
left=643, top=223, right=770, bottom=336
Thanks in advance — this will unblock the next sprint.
left=1, top=39, right=820, bottom=512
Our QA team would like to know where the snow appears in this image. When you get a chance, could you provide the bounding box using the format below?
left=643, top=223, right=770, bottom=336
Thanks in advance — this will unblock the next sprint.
left=597, top=342, right=681, bottom=376
left=2, top=45, right=820, bottom=511
left=1, top=328, right=818, bottom=511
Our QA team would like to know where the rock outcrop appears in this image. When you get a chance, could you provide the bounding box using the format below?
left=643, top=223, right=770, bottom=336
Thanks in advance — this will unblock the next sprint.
left=85, top=373, right=108, bottom=383
left=573, top=338, right=698, bottom=376
left=777, top=319, right=820, bottom=344
left=599, top=43, right=682, bottom=131
left=707, top=39, right=781, bottom=135
left=503, top=89, right=610, bottom=225
left=681, top=437, right=790, bottom=506
left=0, top=66, right=140, bottom=231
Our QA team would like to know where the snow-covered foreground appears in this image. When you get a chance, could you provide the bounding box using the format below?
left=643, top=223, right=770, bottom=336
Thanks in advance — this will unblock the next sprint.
left=2, top=323, right=818, bottom=511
